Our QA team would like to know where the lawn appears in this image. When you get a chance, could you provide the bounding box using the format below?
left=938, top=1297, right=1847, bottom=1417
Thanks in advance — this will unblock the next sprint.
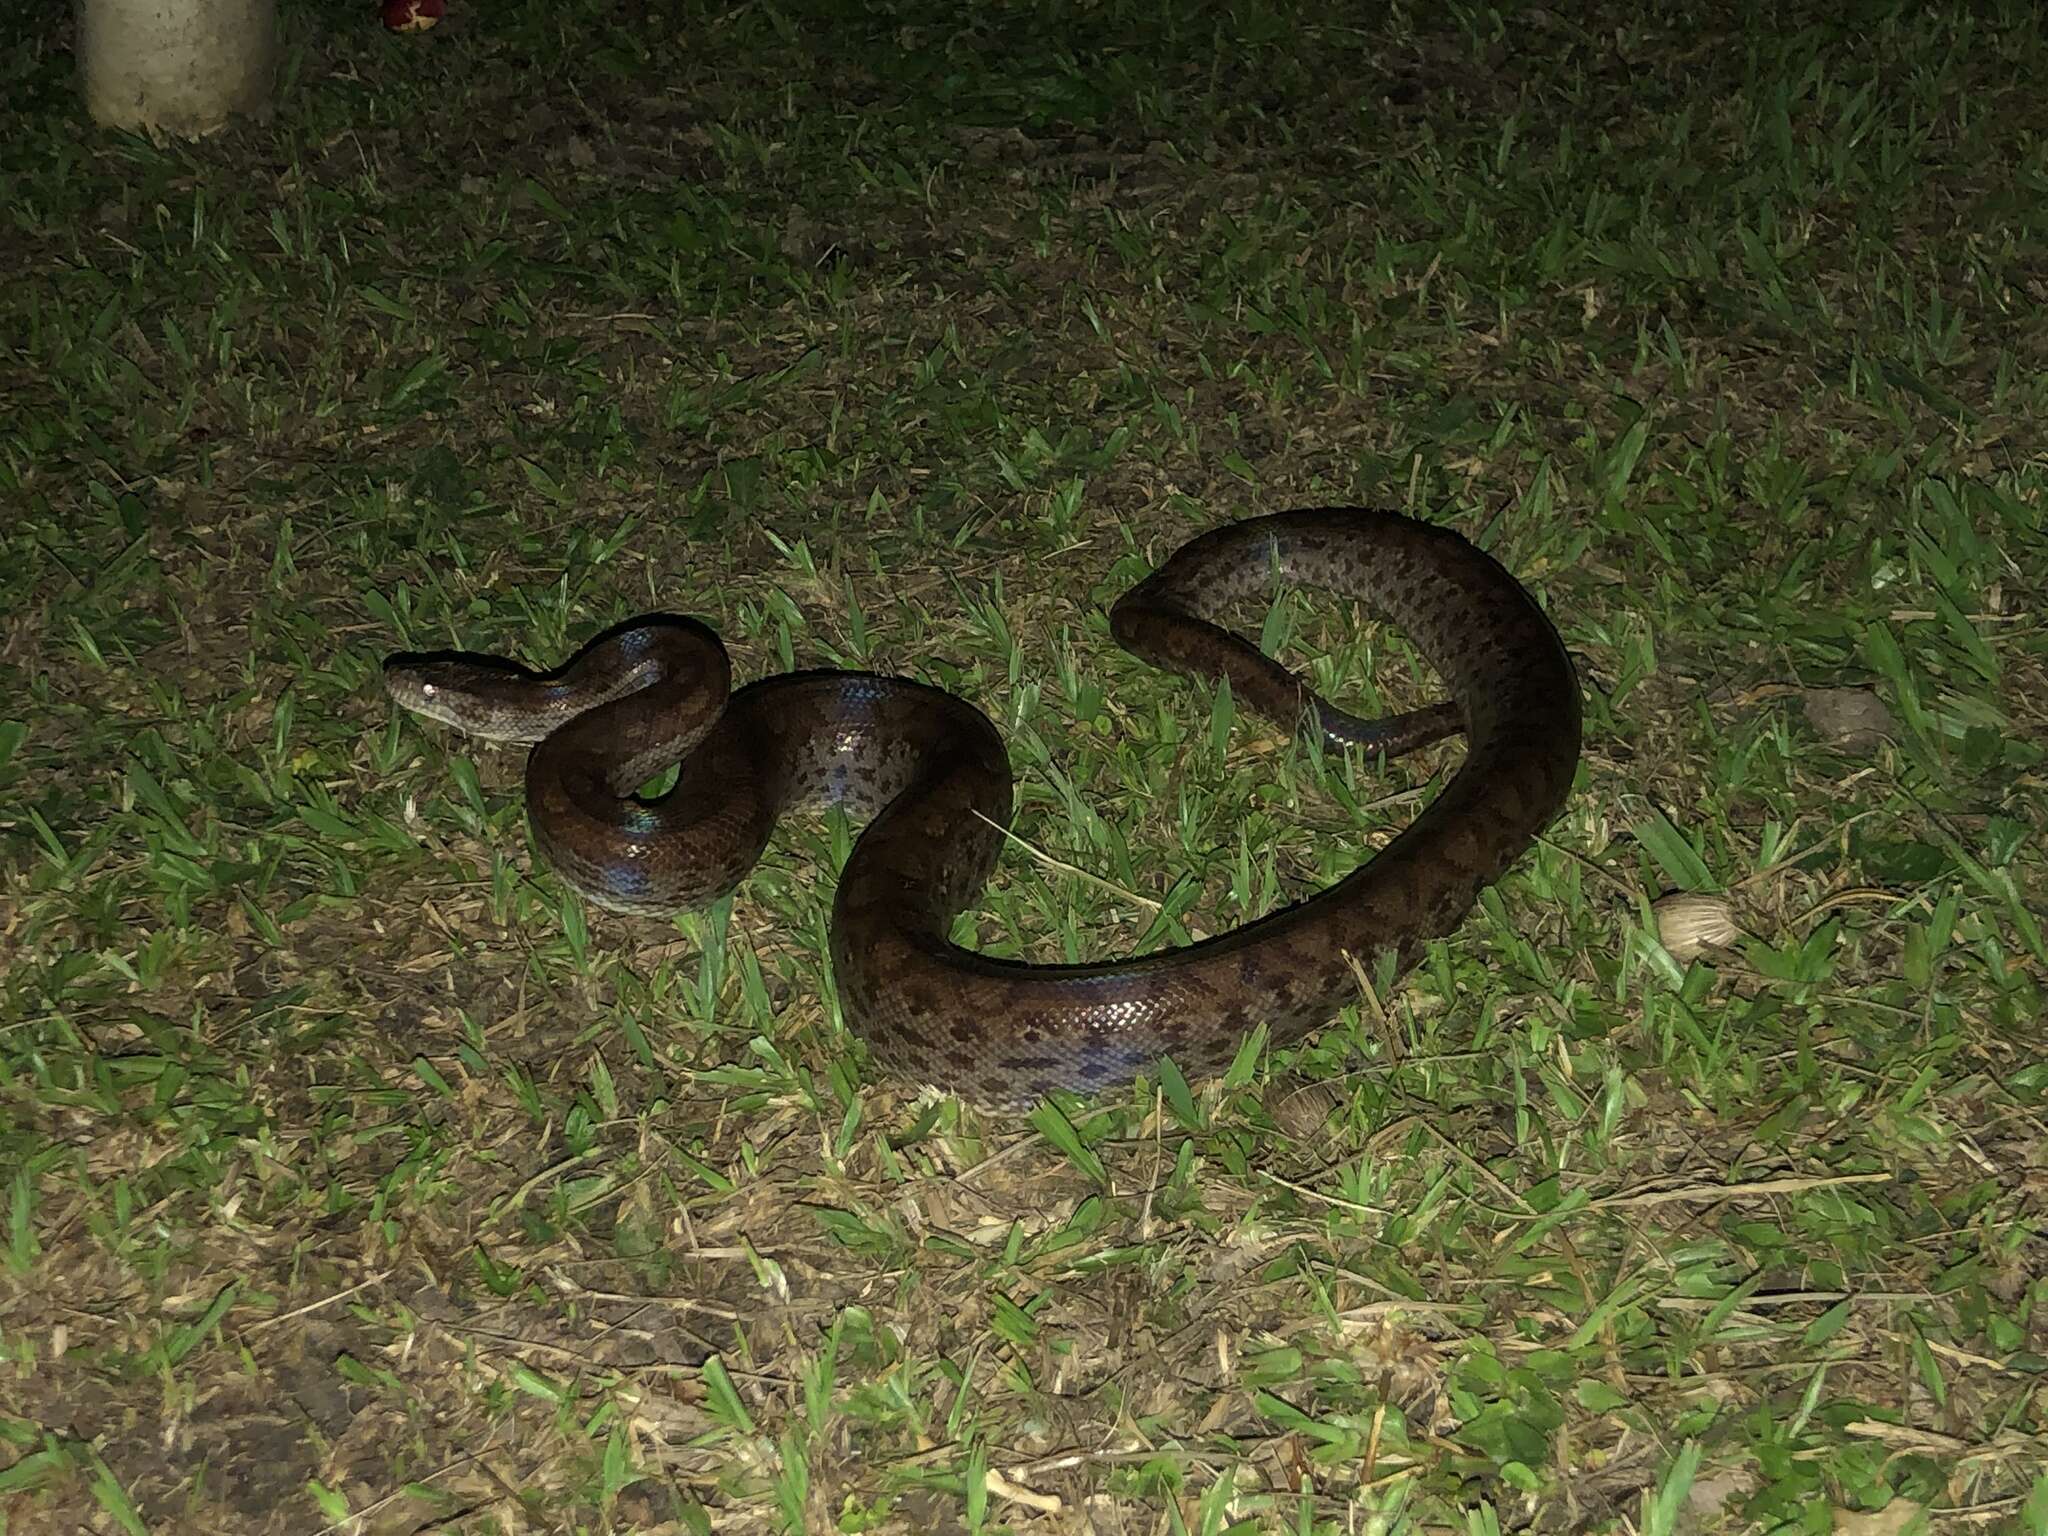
left=2, top=0, right=2045, bottom=1531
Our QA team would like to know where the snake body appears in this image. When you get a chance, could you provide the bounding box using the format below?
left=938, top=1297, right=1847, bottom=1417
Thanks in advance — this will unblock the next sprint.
left=383, top=508, right=1581, bottom=1106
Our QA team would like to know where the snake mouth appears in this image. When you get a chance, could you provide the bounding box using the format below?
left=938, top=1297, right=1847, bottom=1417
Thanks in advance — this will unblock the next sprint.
left=381, top=661, right=466, bottom=728
left=384, top=677, right=461, bottom=728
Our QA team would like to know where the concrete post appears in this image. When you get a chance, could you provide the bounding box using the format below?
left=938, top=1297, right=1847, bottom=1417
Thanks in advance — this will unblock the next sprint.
left=77, top=0, right=277, bottom=138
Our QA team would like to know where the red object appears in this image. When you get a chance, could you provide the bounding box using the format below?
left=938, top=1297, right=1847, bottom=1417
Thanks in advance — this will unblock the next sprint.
left=382, top=0, right=444, bottom=32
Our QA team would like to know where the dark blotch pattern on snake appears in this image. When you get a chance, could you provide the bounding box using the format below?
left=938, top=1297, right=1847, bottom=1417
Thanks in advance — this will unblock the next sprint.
left=382, top=508, right=1582, bottom=1107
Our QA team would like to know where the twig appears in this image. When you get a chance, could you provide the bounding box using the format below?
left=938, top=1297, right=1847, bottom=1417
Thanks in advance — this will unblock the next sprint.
left=248, top=1271, right=393, bottom=1331
left=1497, top=1170, right=1893, bottom=1220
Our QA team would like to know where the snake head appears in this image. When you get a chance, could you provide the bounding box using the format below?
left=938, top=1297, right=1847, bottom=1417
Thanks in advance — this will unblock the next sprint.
left=382, top=654, right=555, bottom=743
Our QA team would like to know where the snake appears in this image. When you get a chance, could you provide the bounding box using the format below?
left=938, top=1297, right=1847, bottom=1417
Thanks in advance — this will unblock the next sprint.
left=382, top=507, right=1581, bottom=1107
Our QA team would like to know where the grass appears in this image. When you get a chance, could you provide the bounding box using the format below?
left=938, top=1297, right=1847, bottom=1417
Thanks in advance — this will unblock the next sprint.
left=2, top=0, right=2045, bottom=1530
